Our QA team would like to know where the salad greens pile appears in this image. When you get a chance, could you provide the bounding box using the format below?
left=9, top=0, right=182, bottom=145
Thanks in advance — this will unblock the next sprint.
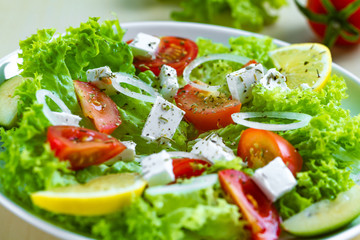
left=0, top=17, right=360, bottom=239
left=161, top=0, right=287, bottom=32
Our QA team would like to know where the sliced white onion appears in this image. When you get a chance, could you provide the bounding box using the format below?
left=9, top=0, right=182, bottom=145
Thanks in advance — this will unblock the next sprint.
left=183, top=54, right=253, bottom=92
left=112, top=72, right=158, bottom=103
left=231, top=112, right=312, bottom=131
left=167, top=151, right=211, bottom=163
left=36, top=89, right=81, bottom=126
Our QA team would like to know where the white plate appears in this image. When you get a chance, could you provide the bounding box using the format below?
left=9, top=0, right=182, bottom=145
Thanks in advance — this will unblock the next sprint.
left=0, top=21, right=360, bottom=240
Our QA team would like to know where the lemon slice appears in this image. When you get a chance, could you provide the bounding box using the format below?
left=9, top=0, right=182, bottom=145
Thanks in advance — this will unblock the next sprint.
left=30, top=173, right=147, bottom=216
left=269, top=43, right=332, bottom=90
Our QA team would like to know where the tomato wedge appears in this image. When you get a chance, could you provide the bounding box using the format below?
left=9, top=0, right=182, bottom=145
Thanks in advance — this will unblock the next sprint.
left=237, top=128, right=302, bottom=176
left=130, top=36, right=198, bottom=76
left=172, top=158, right=211, bottom=179
left=218, top=169, right=280, bottom=240
left=47, top=126, right=126, bottom=170
left=73, top=80, right=121, bottom=134
left=174, top=83, right=241, bottom=131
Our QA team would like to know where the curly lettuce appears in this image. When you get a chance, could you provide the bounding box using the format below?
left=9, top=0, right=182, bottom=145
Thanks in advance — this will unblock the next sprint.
left=167, top=0, right=287, bottom=32
left=18, top=17, right=134, bottom=113
left=191, top=36, right=276, bottom=94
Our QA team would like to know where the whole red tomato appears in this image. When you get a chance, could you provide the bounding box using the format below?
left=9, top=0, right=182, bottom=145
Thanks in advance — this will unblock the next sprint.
left=295, top=0, right=360, bottom=47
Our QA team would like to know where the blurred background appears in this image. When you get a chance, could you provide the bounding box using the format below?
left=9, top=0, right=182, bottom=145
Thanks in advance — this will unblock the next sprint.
left=1, top=0, right=359, bottom=77
left=0, top=0, right=359, bottom=239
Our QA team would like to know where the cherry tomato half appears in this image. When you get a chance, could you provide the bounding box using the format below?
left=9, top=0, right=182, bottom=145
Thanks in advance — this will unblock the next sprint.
left=218, top=170, right=280, bottom=240
left=174, top=83, right=242, bottom=131
left=172, top=158, right=211, bottom=180
left=47, top=126, right=126, bottom=170
left=74, top=80, right=121, bottom=134
left=237, top=128, right=303, bottom=176
left=130, top=36, right=198, bottom=76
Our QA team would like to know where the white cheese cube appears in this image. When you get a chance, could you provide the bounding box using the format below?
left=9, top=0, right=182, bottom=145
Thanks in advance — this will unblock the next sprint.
left=117, top=141, right=136, bottom=162
left=129, top=33, right=160, bottom=60
left=259, top=68, right=290, bottom=91
left=191, top=134, right=235, bottom=164
left=141, top=150, right=175, bottom=186
left=86, top=66, right=113, bottom=82
left=141, top=96, right=185, bottom=142
left=226, top=63, right=264, bottom=103
left=105, top=141, right=136, bottom=165
left=159, top=65, right=179, bottom=101
left=85, top=66, right=117, bottom=95
left=252, top=157, right=297, bottom=202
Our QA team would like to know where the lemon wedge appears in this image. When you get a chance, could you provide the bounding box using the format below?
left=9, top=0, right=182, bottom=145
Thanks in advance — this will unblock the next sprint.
left=269, top=43, right=332, bottom=90
left=30, top=173, right=147, bottom=216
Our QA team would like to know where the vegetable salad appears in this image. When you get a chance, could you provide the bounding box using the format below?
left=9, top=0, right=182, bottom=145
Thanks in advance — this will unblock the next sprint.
left=0, top=17, right=360, bottom=240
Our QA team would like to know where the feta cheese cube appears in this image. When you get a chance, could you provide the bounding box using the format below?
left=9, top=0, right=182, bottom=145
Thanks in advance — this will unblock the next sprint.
left=141, top=96, right=185, bottom=142
left=141, top=150, right=175, bottom=186
left=86, top=66, right=117, bottom=95
left=252, top=157, right=297, bottom=202
left=159, top=65, right=179, bottom=101
left=129, top=33, right=160, bottom=60
left=117, top=141, right=136, bottom=162
left=86, top=66, right=113, bottom=82
left=259, top=68, right=290, bottom=91
left=191, top=134, right=235, bottom=164
left=104, top=141, right=136, bottom=165
left=226, top=63, right=264, bottom=103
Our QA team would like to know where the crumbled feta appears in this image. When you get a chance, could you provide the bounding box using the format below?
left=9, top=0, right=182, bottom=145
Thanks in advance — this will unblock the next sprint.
left=252, top=157, right=297, bottom=202
left=141, top=96, right=185, bottom=142
left=141, top=150, right=175, bottom=186
left=129, top=33, right=160, bottom=60
left=86, top=66, right=117, bottom=95
left=226, top=63, right=264, bottom=103
left=191, top=134, right=235, bottom=164
left=159, top=65, right=179, bottom=101
left=259, top=68, right=290, bottom=91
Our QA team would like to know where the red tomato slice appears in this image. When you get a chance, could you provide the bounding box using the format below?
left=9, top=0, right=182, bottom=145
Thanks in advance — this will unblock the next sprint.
left=218, top=169, right=280, bottom=240
left=47, top=126, right=126, bottom=170
left=130, top=36, right=198, bottom=76
left=174, top=83, right=242, bottom=131
left=73, top=80, right=121, bottom=134
left=237, top=128, right=302, bottom=176
left=172, top=158, right=211, bottom=179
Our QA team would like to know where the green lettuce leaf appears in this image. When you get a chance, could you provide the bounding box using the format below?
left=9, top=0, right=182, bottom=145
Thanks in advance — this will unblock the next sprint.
left=191, top=36, right=276, bottom=94
left=0, top=103, right=77, bottom=205
left=169, top=0, right=287, bottom=32
left=18, top=17, right=134, bottom=113
left=110, top=70, right=195, bottom=154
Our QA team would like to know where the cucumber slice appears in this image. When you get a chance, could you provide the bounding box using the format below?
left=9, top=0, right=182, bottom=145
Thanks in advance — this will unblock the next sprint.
left=0, top=75, right=26, bottom=128
left=282, top=185, right=360, bottom=237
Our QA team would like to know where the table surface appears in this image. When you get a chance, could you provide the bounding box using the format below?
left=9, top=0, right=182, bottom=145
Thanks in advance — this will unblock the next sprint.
left=0, top=0, right=360, bottom=239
